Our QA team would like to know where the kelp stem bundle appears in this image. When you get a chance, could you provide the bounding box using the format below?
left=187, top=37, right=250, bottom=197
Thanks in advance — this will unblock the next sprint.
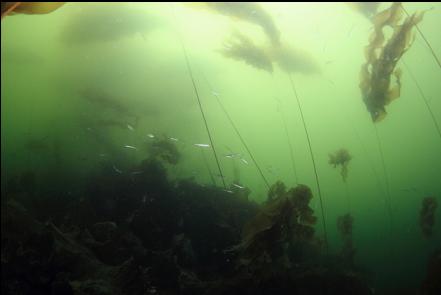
left=214, top=94, right=270, bottom=189
left=289, top=74, right=328, bottom=253
left=198, top=69, right=270, bottom=189
left=171, top=6, right=226, bottom=189
left=402, top=60, right=441, bottom=141
left=201, top=149, right=216, bottom=186
left=374, top=125, right=394, bottom=234
left=280, top=106, right=299, bottom=184
left=271, top=75, right=299, bottom=184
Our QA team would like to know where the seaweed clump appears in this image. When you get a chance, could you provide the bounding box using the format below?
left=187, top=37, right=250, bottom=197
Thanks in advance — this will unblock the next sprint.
left=202, top=2, right=280, bottom=46
left=359, top=2, right=426, bottom=122
left=148, top=137, right=181, bottom=165
left=419, top=196, right=438, bottom=239
left=219, top=31, right=273, bottom=73
left=337, top=213, right=356, bottom=268
left=236, top=181, right=317, bottom=277
left=329, top=148, right=352, bottom=182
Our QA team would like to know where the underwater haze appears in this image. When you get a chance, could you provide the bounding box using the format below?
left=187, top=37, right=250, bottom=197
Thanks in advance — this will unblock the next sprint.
left=1, top=2, right=441, bottom=295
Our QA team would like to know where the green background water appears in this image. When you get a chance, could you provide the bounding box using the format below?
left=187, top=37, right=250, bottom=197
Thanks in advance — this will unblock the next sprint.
left=1, top=2, right=440, bottom=290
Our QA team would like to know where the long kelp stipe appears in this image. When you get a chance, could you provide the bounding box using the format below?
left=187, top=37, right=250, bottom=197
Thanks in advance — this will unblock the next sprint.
left=402, top=60, right=441, bottom=141
left=271, top=75, right=299, bottom=184
left=201, top=148, right=216, bottom=186
left=196, top=68, right=271, bottom=189
left=289, top=74, right=329, bottom=253
left=171, top=6, right=226, bottom=189
left=401, top=5, right=441, bottom=71
left=280, top=103, right=299, bottom=184
left=213, top=96, right=270, bottom=189
left=373, top=125, right=394, bottom=236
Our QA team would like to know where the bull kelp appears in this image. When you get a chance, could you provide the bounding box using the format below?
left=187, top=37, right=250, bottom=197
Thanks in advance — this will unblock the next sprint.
left=360, top=2, right=427, bottom=122
left=1, top=2, right=441, bottom=295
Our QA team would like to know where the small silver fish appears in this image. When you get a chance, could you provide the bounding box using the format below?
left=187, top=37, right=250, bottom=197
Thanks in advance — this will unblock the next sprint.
left=124, top=145, right=138, bottom=150
left=224, top=153, right=241, bottom=159
left=169, top=137, right=179, bottom=142
left=211, top=91, right=220, bottom=98
left=224, top=189, right=234, bottom=194
left=240, top=158, right=249, bottom=165
left=233, top=183, right=244, bottom=189
left=147, top=133, right=155, bottom=138
left=127, top=124, right=134, bottom=131
left=113, top=165, right=123, bottom=174
left=194, top=143, right=210, bottom=148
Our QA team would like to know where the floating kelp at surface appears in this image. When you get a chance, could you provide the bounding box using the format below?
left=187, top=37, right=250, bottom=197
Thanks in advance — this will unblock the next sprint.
left=270, top=43, right=321, bottom=75
left=329, top=148, right=352, bottom=182
left=192, top=2, right=280, bottom=46
left=359, top=2, right=426, bottom=122
left=346, top=2, right=380, bottom=20
left=1, top=2, right=64, bottom=19
left=337, top=213, right=356, bottom=268
left=60, top=3, right=160, bottom=45
left=219, top=31, right=273, bottom=73
left=419, top=196, right=438, bottom=239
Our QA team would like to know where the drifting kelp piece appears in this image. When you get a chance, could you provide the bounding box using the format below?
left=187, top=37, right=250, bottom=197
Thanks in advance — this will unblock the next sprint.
left=360, top=2, right=426, bottom=122
left=347, top=2, right=380, bottom=20
left=419, top=197, right=438, bottom=239
left=193, top=2, right=280, bottom=46
left=337, top=213, right=355, bottom=268
left=1, top=2, right=64, bottom=19
left=60, top=3, right=160, bottom=45
left=219, top=31, right=273, bottom=73
left=329, top=148, right=352, bottom=182
left=270, top=43, right=321, bottom=75
left=148, top=136, right=181, bottom=165
left=237, top=183, right=316, bottom=275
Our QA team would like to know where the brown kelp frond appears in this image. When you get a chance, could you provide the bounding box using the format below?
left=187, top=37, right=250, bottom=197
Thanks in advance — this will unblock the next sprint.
left=360, top=2, right=426, bottom=122
left=337, top=213, right=356, bottom=267
left=1, top=2, right=64, bottom=19
left=270, top=43, right=321, bottom=75
left=329, top=148, right=352, bottom=182
left=60, top=4, right=160, bottom=45
left=237, top=183, right=317, bottom=276
left=419, top=197, right=438, bottom=239
left=192, top=2, right=280, bottom=46
left=346, top=2, right=380, bottom=20
left=219, top=31, right=273, bottom=73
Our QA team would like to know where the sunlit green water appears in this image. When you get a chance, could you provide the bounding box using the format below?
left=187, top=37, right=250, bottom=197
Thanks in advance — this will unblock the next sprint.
left=1, top=2, right=440, bottom=290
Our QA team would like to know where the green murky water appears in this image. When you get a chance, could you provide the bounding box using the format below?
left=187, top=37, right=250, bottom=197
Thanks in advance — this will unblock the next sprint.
left=1, top=2, right=440, bottom=293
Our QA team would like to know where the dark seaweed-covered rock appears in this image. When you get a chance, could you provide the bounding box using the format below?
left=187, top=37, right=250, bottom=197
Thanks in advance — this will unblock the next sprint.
left=421, top=249, right=441, bottom=295
left=419, top=197, right=438, bottom=238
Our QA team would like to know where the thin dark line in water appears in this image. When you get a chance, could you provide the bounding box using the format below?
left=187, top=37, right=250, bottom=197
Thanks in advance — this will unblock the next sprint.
left=401, top=5, right=441, bottom=71
left=271, top=75, right=299, bottom=184
left=288, top=74, right=328, bottom=253
left=200, top=149, right=216, bottom=186
left=346, top=114, right=386, bottom=206
left=373, top=124, right=394, bottom=234
left=171, top=5, right=226, bottom=189
left=214, top=96, right=270, bottom=189
left=402, top=60, right=441, bottom=141
left=197, top=69, right=270, bottom=189
left=280, top=100, right=299, bottom=184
